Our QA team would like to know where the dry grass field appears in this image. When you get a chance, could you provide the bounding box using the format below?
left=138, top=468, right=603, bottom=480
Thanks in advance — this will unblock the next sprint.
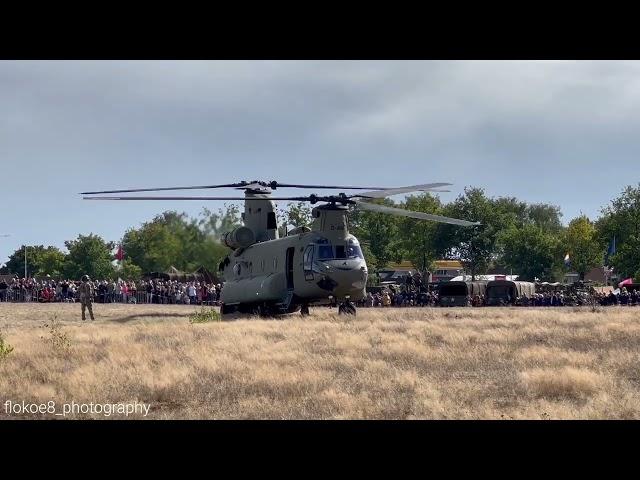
left=1, top=302, right=640, bottom=419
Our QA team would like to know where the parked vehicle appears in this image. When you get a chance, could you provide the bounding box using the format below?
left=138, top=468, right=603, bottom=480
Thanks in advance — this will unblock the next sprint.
left=439, top=281, right=487, bottom=307
left=485, top=280, right=535, bottom=306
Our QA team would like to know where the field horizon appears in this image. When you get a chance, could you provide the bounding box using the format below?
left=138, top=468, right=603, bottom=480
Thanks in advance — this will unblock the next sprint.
left=1, top=303, right=640, bottom=419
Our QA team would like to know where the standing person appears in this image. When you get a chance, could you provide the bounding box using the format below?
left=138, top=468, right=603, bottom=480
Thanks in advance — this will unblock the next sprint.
left=188, top=282, right=197, bottom=305
left=146, top=280, right=153, bottom=304
left=79, top=275, right=95, bottom=321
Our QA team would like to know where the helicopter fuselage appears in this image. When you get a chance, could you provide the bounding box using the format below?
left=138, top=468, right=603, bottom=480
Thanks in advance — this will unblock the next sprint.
left=219, top=204, right=368, bottom=314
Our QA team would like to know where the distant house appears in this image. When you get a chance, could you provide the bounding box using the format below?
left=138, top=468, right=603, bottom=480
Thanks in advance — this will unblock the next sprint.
left=375, top=259, right=464, bottom=284
left=563, top=266, right=616, bottom=285
left=376, top=261, right=418, bottom=284
left=450, top=274, right=519, bottom=282
left=432, top=260, right=464, bottom=282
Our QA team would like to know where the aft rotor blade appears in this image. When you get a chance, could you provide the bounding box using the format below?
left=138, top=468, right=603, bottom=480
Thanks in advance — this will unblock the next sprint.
left=80, top=183, right=245, bottom=195
left=355, top=183, right=453, bottom=199
left=355, top=201, right=480, bottom=226
left=83, top=196, right=312, bottom=201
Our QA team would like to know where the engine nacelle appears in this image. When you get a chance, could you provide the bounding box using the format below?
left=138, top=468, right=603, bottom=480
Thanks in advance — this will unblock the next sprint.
left=223, top=227, right=256, bottom=249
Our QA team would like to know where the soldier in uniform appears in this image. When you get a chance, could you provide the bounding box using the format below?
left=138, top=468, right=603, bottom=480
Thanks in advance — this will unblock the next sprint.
left=79, top=275, right=95, bottom=321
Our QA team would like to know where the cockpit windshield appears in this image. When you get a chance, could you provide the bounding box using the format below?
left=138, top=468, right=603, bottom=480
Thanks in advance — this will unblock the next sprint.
left=317, top=245, right=333, bottom=260
left=314, top=241, right=364, bottom=260
left=347, top=244, right=364, bottom=259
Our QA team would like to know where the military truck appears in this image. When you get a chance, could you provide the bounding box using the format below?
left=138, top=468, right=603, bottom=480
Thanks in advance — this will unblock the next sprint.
left=485, top=280, right=535, bottom=306
left=438, top=281, right=487, bottom=307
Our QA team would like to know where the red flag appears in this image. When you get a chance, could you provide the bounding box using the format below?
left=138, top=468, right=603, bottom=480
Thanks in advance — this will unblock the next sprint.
left=115, top=244, right=124, bottom=261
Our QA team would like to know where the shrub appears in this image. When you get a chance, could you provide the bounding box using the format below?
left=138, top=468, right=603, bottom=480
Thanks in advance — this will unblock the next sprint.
left=41, top=316, right=71, bottom=353
left=0, top=331, right=14, bottom=360
left=189, top=306, right=221, bottom=324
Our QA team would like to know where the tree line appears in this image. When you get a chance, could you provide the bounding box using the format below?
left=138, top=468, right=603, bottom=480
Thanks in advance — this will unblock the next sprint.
left=2, top=185, right=640, bottom=282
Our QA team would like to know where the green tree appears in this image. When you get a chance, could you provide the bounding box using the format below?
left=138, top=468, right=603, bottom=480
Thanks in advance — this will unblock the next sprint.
left=117, top=261, right=143, bottom=281
left=63, top=234, right=115, bottom=280
left=37, top=248, right=66, bottom=277
left=438, top=188, right=509, bottom=280
left=198, top=204, right=243, bottom=238
left=526, top=203, right=564, bottom=233
left=123, top=210, right=229, bottom=274
left=397, top=193, right=444, bottom=273
left=282, top=202, right=313, bottom=228
left=596, top=184, right=640, bottom=278
left=562, top=215, right=603, bottom=280
left=350, top=198, right=399, bottom=271
left=5, top=245, right=66, bottom=278
left=611, top=236, right=640, bottom=281
left=498, top=224, right=560, bottom=281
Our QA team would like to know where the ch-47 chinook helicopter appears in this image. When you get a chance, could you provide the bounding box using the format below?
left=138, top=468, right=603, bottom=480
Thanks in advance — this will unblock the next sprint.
left=82, top=180, right=479, bottom=316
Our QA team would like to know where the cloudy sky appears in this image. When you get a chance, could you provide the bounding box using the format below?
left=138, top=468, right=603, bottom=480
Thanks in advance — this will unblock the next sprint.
left=1, top=60, right=639, bottom=264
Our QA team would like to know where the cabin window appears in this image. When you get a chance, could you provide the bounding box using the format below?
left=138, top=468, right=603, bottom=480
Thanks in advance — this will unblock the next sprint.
left=335, top=245, right=346, bottom=259
left=303, top=245, right=314, bottom=281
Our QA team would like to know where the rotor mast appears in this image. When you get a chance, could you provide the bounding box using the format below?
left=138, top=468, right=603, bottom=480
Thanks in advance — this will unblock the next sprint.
left=310, top=203, right=351, bottom=241
left=242, top=188, right=279, bottom=243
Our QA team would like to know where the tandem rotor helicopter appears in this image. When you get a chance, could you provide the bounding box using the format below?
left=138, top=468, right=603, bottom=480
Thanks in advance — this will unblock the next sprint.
left=82, top=181, right=479, bottom=317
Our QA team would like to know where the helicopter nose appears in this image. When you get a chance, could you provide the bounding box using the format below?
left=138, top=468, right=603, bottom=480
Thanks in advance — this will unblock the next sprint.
left=330, top=263, right=368, bottom=293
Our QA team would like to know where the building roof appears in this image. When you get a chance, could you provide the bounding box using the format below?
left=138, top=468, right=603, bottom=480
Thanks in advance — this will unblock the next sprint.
left=435, top=260, right=463, bottom=269
left=451, top=274, right=519, bottom=282
left=385, top=260, right=463, bottom=271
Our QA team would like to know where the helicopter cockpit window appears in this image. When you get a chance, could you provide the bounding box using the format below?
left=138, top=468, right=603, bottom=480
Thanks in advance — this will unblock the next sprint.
left=347, top=244, right=364, bottom=259
left=335, top=245, right=346, bottom=259
left=317, top=245, right=333, bottom=260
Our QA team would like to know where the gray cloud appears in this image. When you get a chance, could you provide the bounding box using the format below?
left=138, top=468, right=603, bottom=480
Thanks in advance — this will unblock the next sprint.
left=1, top=60, right=639, bottom=262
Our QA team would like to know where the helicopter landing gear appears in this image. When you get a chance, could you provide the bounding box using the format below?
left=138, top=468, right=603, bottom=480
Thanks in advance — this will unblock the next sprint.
left=221, top=303, right=236, bottom=316
left=251, top=303, right=275, bottom=318
left=338, top=299, right=356, bottom=316
left=300, top=304, right=310, bottom=317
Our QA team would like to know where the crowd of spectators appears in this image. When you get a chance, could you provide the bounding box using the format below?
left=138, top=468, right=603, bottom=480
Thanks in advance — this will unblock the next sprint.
left=358, top=272, right=640, bottom=308
left=0, top=277, right=223, bottom=305
left=2, top=272, right=639, bottom=309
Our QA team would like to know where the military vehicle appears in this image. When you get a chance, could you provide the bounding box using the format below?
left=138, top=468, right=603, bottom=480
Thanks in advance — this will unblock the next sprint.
left=82, top=180, right=479, bottom=316
left=438, top=280, right=487, bottom=307
left=485, top=280, right=535, bottom=306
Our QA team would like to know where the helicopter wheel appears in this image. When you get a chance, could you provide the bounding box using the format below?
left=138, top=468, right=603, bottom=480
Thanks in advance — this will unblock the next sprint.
left=300, top=304, right=310, bottom=317
left=250, top=303, right=268, bottom=317
left=221, top=303, right=236, bottom=316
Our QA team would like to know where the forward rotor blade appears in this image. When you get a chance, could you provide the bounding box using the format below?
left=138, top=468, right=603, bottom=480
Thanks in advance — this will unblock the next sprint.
left=80, top=183, right=244, bottom=195
left=274, top=183, right=392, bottom=190
left=355, top=183, right=453, bottom=199
left=355, top=201, right=480, bottom=227
left=83, top=196, right=311, bottom=201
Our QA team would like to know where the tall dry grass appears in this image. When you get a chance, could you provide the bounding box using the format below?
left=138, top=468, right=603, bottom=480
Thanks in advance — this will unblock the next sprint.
left=1, top=303, right=640, bottom=419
